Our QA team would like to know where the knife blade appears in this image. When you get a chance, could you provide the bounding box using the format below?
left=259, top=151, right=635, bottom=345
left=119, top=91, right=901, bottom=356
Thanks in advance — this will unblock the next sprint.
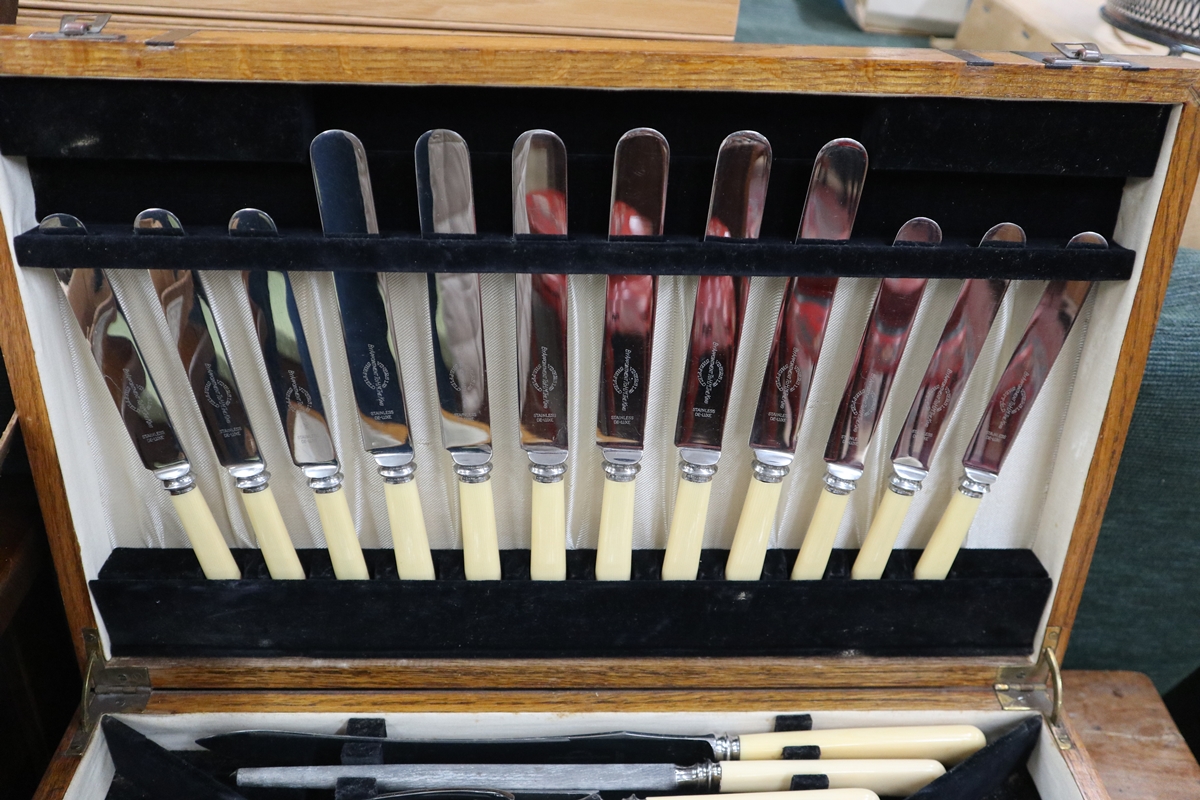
left=416, top=129, right=500, bottom=580
left=137, top=209, right=304, bottom=581
left=311, top=130, right=434, bottom=580
left=914, top=231, right=1105, bottom=579
left=594, top=128, right=669, bottom=581
left=200, top=724, right=983, bottom=766
left=724, top=138, right=868, bottom=581
left=234, top=208, right=369, bottom=580
left=513, top=129, right=571, bottom=581
left=852, top=223, right=1021, bottom=580
left=237, top=758, right=945, bottom=796
left=791, top=218, right=937, bottom=580
left=661, top=131, right=765, bottom=580
left=40, top=213, right=239, bottom=580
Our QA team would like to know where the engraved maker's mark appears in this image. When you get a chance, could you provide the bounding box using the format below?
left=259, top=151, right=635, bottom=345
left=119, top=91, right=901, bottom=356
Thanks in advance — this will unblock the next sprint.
left=531, top=345, right=558, bottom=410
left=285, top=369, right=312, bottom=410
left=698, top=341, right=724, bottom=405
left=362, top=344, right=391, bottom=406
left=204, top=363, right=235, bottom=426
left=612, top=348, right=640, bottom=413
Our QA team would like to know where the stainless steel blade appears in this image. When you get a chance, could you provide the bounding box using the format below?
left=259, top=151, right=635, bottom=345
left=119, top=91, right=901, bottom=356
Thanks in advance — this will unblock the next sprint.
left=238, top=763, right=685, bottom=792
left=417, top=129, right=492, bottom=474
left=137, top=209, right=267, bottom=490
left=960, top=232, right=1103, bottom=487
left=311, top=130, right=415, bottom=478
left=888, top=223, right=1020, bottom=491
left=596, top=128, right=668, bottom=471
left=821, top=218, right=938, bottom=487
left=747, top=138, right=867, bottom=475
left=673, top=131, right=766, bottom=468
left=514, top=130, right=570, bottom=477
left=235, top=210, right=341, bottom=489
left=41, top=213, right=194, bottom=490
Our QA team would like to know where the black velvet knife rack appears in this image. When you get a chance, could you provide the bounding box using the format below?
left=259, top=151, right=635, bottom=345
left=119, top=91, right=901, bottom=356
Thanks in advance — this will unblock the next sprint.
left=2, top=76, right=1166, bottom=660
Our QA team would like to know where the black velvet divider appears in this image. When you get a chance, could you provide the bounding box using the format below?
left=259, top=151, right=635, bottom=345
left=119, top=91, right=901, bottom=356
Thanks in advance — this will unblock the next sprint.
left=91, top=547, right=1051, bottom=659
left=12, top=227, right=1135, bottom=281
left=908, top=716, right=1043, bottom=800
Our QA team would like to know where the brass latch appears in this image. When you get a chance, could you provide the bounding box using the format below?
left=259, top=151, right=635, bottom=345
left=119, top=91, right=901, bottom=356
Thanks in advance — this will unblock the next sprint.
left=995, top=632, right=1072, bottom=751
left=67, top=629, right=150, bottom=756
left=30, top=14, right=127, bottom=41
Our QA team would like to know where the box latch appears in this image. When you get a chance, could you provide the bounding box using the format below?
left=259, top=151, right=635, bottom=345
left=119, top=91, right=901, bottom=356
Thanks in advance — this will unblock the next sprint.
left=1043, top=42, right=1148, bottom=71
left=30, top=14, right=127, bottom=41
left=995, top=632, right=1072, bottom=751
left=67, top=628, right=150, bottom=756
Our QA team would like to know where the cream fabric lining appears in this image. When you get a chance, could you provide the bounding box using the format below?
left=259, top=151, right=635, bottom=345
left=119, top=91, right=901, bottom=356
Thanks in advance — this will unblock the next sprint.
left=72, top=709, right=1082, bottom=800
left=0, top=104, right=1174, bottom=649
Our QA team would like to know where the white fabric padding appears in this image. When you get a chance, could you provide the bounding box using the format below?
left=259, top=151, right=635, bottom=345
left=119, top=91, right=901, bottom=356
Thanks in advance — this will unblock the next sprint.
left=0, top=104, right=1178, bottom=664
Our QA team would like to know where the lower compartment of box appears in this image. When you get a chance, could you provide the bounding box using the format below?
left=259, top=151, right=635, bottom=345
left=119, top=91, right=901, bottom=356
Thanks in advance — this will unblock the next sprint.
left=90, top=547, right=1051, bottom=659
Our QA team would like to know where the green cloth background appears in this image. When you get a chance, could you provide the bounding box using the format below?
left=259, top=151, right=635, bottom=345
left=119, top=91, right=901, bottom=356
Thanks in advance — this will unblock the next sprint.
left=735, top=0, right=1200, bottom=692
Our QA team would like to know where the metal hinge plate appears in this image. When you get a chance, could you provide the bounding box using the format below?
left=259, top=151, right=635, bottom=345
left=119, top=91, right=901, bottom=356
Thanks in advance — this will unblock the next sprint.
left=995, top=633, right=1072, bottom=750
left=67, top=629, right=150, bottom=756
left=1043, top=42, right=1148, bottom=71
left=30, top=14, right=127, bottom=41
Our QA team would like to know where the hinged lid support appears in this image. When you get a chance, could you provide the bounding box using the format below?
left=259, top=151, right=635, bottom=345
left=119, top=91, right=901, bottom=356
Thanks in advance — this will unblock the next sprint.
left=29, top=14, right=126, bottom=41
left=995, top=632, right=1072, bottom=751
left=1043, top=42, right=1148, bottom=71
left=67, top=628, right=150, bottom=756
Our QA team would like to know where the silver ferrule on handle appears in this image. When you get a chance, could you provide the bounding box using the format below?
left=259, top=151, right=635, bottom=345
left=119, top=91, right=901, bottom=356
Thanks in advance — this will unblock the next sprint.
left=154, top=463, right=198, bottom=495
left=454, top=461, right=493, bottom=484
left=528, top=451, right=567, bottom=483
left=675, top=761, right=721, bottom=792
left=378, top=461, right=417, bottom=485
left=750, top=457, right=789, bottom=484
left=959, top=466, right=998, bottom=499
left=303, top=463, right=345, bottom=493
left=229, top=463, right=270, bottom=494
left=888, top=462, right=926, bottom=496
left=602, top=453, right=641, bottom=483
left=711, top=734, right=739, bottom=761
left=679, top=447, right=719, bottom=484
left=823, top=464, right=859, bottom=495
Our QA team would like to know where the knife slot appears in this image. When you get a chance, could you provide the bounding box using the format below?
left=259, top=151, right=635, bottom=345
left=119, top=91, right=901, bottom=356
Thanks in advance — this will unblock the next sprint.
left=13, top=230, right=1136, bottom=281
left=89, top=547, right=1050, bottom=659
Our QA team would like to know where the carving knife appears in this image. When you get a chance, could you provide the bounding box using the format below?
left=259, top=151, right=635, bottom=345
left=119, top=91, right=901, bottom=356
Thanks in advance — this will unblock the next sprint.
left=661, top=131, right=765, bottom=580
left=200, top=724, right=984, bottom=766
left=595, top=128, right=669, bottom=580
left=137, top=208, right=303, bottom=580
left=724, top=139, right=868, bottom=581
left=513, top=129, right=571, bottom=580
left=237, top=758, right=946, bottom=796
left=235, top=209, right=370, bottom=580
left=791, top=218, right=938, bottom=580
left=311, top=130, right=435, bottom=580
left=416, top=129, right=500, bottom=580
left=852, top=223, right=1022, bottom=579
left=914, top=231, right=1106, bottom=579
left=39, top=213, right=240, bottom=579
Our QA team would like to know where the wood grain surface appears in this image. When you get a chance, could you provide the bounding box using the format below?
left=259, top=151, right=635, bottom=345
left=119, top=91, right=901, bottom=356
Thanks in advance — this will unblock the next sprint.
left=1064, top=670, right=1200, bottom=800
left=29, top=709, right=81, bottom=800
left=0, top=26, right=1197, bottom=102
left=0, top=203, right=95, bottom=669
left=17, top=0, right=739, bottom=41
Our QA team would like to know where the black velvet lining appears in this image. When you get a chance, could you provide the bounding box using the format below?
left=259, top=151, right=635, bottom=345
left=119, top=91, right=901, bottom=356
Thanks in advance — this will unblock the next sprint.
left=13, top=227, right=1134, bottom=280
left=91, top=548, right=1051, bottom=659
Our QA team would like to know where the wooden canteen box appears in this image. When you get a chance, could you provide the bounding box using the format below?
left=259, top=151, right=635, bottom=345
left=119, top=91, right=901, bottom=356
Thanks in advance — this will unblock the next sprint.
left=0, top=22, right=1197, bottom=800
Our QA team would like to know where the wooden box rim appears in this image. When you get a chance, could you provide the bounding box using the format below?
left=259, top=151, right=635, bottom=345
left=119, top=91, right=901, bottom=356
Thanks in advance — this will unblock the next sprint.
left=2, top=23, right=1198, bottom=693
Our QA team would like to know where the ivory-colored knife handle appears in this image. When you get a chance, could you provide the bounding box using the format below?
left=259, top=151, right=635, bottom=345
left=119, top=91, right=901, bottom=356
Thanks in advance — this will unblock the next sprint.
left=170, top=487, right=241, bottom=579
left=459, top=478, right=502, bottom=580
left=384, top=481, right=435, bottom=580
left=655, top=792, right=878, bottom=800
left=914, top=488, right=983, bottom=579
left=240, top=486, right=304, bottom=579
left=313, top=487, right=369, bottom=580
left=662, top=476, right=712, bottom=580
left=718, top=758, right=944, bottom=796
left=792, top=488, right=851, bottom=579
left=530, top=478, right=566, bottom=581
left=851, top=488, right=915, bottom=580
left=595, top=475, right=636, bottom=580
left=739, top=724, right=986, bottom=763
left=725, top=476, right=783, bottom=580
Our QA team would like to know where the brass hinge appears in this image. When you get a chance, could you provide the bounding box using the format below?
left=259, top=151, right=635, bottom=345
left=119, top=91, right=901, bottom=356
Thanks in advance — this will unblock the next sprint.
left=67, top=629, right=150, bottom=756
left=29, top=14, right=126, bottom=41
left=995, top=627, right=1072, bottom=750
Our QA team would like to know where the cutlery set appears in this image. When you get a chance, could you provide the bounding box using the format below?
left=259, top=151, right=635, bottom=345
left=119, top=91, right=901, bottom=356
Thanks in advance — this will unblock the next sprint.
left=42, top=126, right=1102, bottom=584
